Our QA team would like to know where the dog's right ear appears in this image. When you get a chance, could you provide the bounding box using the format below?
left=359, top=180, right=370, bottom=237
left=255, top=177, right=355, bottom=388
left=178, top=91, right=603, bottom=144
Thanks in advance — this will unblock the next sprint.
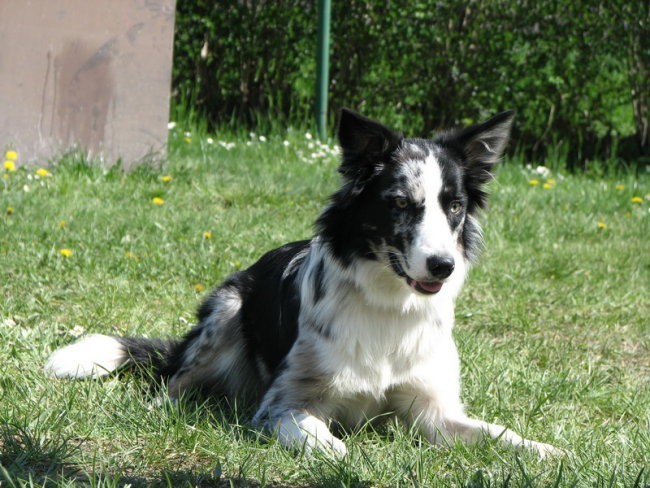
left=337, top=108, right=402, bottom=181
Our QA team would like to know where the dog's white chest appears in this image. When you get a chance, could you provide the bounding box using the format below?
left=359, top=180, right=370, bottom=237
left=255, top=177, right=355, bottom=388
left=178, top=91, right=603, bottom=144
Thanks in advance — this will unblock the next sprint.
left=320, top=295, right=456, bottom=395
left=319, top=315, right=459, bottom=428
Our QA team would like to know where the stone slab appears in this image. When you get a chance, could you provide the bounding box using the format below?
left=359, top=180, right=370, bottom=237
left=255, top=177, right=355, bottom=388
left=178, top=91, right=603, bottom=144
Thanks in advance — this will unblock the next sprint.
left=0, top=0, right=176, bottom=169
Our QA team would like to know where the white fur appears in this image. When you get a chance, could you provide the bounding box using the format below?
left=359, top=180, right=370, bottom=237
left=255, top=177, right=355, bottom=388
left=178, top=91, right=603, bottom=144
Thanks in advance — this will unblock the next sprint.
left=273, top=412, right=347, bottom=456
left=304, top=244, right=464, bottom=421
left=44, top=334, right=125, bottom=378
left=404, top=152, right=461, bottom=279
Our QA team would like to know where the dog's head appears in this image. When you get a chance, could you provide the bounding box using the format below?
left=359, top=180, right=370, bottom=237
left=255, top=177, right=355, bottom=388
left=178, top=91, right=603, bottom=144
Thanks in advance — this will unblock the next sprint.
left=318, top=108, right=514, bottom=296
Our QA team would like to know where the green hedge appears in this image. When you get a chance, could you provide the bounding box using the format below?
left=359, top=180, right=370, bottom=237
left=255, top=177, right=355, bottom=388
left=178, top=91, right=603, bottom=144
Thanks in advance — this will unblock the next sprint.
left=172, top=0, right=649, bottom=168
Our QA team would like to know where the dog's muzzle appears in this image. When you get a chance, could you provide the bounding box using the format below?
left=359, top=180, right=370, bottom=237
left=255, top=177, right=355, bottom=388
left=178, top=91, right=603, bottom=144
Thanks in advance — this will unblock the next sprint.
left=389, top=252, right=449, bottom=295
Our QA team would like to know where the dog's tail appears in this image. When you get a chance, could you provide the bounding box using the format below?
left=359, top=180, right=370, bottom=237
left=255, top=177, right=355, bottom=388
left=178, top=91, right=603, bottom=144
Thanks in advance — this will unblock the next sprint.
left=44, top=334, right=177, bottom=379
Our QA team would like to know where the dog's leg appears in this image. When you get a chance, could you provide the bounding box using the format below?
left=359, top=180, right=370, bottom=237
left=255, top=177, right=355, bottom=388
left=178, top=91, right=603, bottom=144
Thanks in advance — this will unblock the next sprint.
left=252, top=339, right=347, bottom=457
left=165, top=286, right=265, bottom=401
left=392, top=392, right=560, bottom=458
left=253, top=389, right=347, bottom=456
left=433, top=415, right=561, bottom=458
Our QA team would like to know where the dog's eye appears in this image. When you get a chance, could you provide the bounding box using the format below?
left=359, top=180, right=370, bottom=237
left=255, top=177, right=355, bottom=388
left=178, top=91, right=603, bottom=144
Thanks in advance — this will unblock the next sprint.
left=449, top=201, right=463, bottom=214
left=394, top=197, right=409, bottom=209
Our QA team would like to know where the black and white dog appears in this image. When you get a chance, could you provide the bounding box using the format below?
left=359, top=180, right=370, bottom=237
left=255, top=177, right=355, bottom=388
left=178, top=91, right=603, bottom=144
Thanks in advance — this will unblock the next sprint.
left=46, top=109, right=559, bottom=457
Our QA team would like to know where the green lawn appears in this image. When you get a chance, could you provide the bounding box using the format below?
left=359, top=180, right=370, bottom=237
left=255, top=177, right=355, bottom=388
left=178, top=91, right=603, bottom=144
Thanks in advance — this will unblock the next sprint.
left=1, top=128, right=648, bottom=487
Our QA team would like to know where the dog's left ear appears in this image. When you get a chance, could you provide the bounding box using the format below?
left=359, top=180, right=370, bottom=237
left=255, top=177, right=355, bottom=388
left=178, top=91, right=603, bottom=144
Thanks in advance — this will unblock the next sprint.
left=337, top=108, right=402, bottom=181
left=440, top=111, right=514, bottom=211
left=453, top=110, right=515, bottom=181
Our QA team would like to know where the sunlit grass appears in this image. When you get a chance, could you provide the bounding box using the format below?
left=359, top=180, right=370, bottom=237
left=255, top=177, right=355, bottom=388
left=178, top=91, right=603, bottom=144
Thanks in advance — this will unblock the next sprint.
left=1, top=128, right=648, bottom=487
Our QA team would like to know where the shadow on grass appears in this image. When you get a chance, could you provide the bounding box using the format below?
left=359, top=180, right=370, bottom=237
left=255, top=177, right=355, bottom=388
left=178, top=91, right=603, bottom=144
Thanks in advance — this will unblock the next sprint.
left=2, top=462, right=370, bottom=488
left=0, top=400, right=375, bottom=488
left=0, top=421, right=81, bottom=486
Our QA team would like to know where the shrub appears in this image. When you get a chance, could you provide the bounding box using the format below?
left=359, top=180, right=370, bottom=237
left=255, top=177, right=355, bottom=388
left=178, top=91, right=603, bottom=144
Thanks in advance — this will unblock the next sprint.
left=172, top=0, right=649, bottom=168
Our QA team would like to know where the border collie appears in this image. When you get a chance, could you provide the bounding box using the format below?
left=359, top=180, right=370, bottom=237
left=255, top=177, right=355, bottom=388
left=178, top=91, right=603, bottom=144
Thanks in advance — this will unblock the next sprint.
left=46, top=109, right=559, bottom=458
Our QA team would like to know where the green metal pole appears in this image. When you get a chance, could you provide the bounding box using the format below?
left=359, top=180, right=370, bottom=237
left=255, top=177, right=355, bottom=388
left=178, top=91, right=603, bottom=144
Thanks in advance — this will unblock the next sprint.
left=316, top=0, right=331, bottom=141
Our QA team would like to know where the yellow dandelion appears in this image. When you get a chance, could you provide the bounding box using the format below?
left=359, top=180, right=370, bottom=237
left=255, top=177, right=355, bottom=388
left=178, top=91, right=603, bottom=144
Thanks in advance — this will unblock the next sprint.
left=161, top=175, right=173, bottom=183
left=542, top=182, right=553, bottom=189
left=124, top=251, right=138, bottom=260
left=58, top=220, right=66, bottom=229
left=615, top=184, right=625, bottom=191
left=152, top=197, right=164, bottom=205
left=4, top=150, right=18, bottom=161
left=203, top=231, right=212, bottom=240
left=631, top=196, right=643, bottom=204
left=4, top=160, right=16, bottom=172
left=6, top=207, right=14, bottom=215
left=36, top=168, right=51, bottom=177
left=194, top=283, right=205, bottom=292
left=597, top=222, right=607, bottom=229
left=59, top=248, right=73, bottom=258
left=529, top=179, right=539, bottom=186
left=184, top=137, right=192, bottom=143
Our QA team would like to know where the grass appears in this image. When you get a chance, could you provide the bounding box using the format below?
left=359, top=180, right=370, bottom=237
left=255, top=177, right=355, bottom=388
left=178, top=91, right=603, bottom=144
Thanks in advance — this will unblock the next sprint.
left=1, top=126, right=649, bottom=487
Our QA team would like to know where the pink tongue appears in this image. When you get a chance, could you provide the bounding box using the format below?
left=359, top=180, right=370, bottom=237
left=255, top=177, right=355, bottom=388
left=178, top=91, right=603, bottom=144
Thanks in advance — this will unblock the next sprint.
left=411, top=280, right=443, bottom=293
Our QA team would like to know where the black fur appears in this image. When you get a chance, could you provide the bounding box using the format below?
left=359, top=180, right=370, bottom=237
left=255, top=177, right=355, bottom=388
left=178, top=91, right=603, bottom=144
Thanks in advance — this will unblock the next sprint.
left=116, top=337, right=178, bottom=372
left=160, top=241, right=310, bottom=386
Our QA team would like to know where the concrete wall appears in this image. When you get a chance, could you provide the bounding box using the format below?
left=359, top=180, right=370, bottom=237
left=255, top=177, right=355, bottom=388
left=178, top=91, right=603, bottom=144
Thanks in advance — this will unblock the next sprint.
left=0, top=0, right=176, bottom=169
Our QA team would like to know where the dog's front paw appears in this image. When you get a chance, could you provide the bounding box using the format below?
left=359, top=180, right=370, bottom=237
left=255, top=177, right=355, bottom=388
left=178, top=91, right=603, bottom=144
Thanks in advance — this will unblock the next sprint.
left=528, top=440, right=567, bottom=459
left=311, top=433, right=348, bottom=458
left=266, top=411, right=348, bottom=458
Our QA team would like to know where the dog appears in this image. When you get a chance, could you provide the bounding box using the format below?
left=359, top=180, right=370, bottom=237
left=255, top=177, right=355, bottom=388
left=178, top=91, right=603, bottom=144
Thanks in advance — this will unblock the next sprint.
left=46, top=108, right=560, bottom=458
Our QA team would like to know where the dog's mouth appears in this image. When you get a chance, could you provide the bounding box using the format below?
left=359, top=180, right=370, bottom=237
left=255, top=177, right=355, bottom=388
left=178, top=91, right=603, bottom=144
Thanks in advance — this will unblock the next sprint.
left=388, top=253, right=444, bottom=295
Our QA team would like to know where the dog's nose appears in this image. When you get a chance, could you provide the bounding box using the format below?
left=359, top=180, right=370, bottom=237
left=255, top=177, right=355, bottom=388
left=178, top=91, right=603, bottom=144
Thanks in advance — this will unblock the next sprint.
left=426, top=255, right=455, bottom=279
